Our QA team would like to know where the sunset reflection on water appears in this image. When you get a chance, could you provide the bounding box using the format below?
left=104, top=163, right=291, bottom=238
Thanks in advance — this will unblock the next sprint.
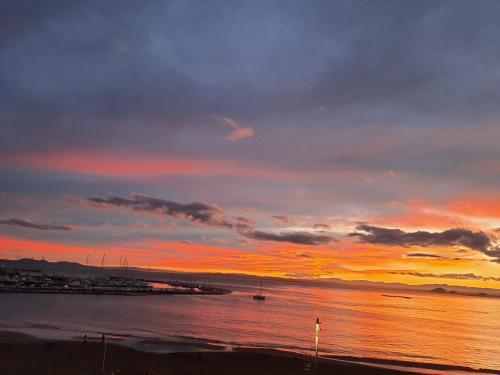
left=0, top=282, right=499, bottom=371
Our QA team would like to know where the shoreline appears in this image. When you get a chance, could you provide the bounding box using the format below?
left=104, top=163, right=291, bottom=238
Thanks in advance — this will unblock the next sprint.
left=0, top=287, right=230, bottom=296
left=0, top=331, right=498, bottom=375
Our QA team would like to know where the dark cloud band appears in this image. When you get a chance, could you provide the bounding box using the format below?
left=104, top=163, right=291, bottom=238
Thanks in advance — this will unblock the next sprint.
left=350, top=224, right=500, bottom=262
left=0, top=218, right=72, bottom=231
left=88, top=194, right=333, bottom=245
left=243, top=230, right=332, bottom=245
left=405, top=253, right=444, bottom=259
left=88, top=194, right=233, bottom=228
left=392, top=271, right=500, bottom=282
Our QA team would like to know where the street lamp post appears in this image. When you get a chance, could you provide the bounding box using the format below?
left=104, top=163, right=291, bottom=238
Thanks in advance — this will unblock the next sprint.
left=315, top=318, right=321, bottom=357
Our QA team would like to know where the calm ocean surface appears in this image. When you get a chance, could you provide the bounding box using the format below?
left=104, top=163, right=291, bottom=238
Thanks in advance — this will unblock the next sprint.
left=1, top=279, right=499, bottom=371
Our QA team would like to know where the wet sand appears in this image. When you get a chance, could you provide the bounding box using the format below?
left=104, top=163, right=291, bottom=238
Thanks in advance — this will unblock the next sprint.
left=138, top=338, right=226, bottom=350
left=0, top=331, right=415, bottom=375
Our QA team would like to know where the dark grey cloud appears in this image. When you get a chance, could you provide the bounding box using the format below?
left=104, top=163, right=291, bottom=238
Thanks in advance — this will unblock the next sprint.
left=405, top=253, right=444, bottom=259
left=0, top=218, right=72, bottom=231
left=88, top=194, right=333, bottom=245
left=243, top=230, right=332, bottom=245
left=351, top=224, right=490, bottom=251
left=351, top=224, right=500, bottom=262
left=88, top=194, right=233, bottom=228
left=487, top=248, right=500, bottom=263
left=231, top=216, right=255, bottom=232
left=392, top=271, right=500, bottom=282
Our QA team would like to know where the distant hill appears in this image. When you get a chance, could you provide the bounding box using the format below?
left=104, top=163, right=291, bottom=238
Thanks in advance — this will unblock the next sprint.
left=1, top=258, right=499, bottom=298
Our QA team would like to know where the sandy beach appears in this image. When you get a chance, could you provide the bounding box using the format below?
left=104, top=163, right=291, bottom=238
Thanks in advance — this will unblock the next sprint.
left=2, top=331, right=499, bottom=375
left=0, top=331, right=420, bottom=375
left=0, top=331, right=500, bottom=375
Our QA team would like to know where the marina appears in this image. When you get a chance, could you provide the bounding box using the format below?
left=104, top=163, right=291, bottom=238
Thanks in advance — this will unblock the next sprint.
left=0, top=268, right=230, bottom=296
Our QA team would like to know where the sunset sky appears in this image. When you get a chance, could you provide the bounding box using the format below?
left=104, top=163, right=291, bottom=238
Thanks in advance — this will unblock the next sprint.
left=1, top=0, right=499, bottom=288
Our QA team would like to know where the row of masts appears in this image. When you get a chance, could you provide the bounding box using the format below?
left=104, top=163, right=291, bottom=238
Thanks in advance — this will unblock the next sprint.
left=85, top=253, right=130, bottom=268
left=96, top=253, right=130, bottom=268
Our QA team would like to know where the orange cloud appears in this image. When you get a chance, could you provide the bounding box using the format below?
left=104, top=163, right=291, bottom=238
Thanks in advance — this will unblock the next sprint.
left=213, top=115, right=255, bottom=142
left=447, top=196, right=500, bottom=219
left=0, top=151, right=389, bottom=183
left=0, top=151, right=237, bottom=177
left=367, top=198, right=500, bottom=231
left=364, top=200, right=462, bottom=232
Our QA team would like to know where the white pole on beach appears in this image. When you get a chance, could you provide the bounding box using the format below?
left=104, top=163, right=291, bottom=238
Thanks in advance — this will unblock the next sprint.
left=314, top=318, right=321, bottom=372
left=315, top=318, right=321, bottom=357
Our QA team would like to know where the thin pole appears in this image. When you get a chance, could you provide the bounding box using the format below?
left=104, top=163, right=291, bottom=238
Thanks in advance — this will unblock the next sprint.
left=315, top=318, right=321, bottom=356
left=315, top=318, right=321, bottom=372
left=101, top=334, right=107, bottom=375
left=101, top=254, right=106, bottom=267
left=85, top=254, right=89, bottom=266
